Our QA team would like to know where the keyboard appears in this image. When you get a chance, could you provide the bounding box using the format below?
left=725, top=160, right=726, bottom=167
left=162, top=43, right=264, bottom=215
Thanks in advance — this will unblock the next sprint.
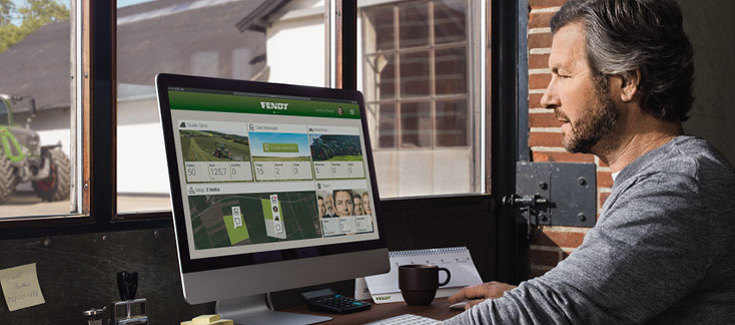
left=365, top=313, right=442, bottom=325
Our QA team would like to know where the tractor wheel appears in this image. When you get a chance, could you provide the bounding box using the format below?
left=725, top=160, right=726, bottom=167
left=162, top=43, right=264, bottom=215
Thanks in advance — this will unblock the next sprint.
left=32, top=149, right=70, bottom=202
left=0, top=152, right=18, bottom=203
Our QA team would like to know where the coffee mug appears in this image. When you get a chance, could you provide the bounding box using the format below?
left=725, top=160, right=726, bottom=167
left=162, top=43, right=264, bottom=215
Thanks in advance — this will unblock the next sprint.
left=398, top=264, right=451, bottom=305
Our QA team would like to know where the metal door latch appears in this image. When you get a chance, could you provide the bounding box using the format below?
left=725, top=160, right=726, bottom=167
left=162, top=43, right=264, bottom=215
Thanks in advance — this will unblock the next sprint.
left=502, top=193, right=551, bottom=239
left=504, top=162, right=597, bottom=237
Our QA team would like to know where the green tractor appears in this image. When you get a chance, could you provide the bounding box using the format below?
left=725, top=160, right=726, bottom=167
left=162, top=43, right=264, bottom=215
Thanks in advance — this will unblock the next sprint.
left=0, top=95, right=70, bottom=203
left=213, top=142, right=231, bottom=159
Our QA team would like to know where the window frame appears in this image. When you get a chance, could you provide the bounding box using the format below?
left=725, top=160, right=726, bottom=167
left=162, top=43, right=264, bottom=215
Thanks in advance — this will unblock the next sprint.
left=0, top=1, right=523, bottom=287
left=360, top=0, right=473, bottom=151
left=0, top=0, right=367, bottom=236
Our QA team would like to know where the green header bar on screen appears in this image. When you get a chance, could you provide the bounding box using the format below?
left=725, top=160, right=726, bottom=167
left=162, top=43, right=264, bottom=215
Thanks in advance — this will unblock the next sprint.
left=168, top=90, right=361, bottom=119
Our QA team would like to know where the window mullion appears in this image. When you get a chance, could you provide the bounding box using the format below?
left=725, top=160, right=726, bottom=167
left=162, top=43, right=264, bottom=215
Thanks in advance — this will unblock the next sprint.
left=89, top=0, right=117, bottom=223
left=394, top=5, right=401, bottom=149
left=81, top=0, right=92, bottom=214
left=428, top=0, right=436, bottom=149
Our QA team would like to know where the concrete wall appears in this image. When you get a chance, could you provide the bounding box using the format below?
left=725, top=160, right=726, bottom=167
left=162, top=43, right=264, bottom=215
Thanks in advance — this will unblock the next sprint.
left=678, top=0, right=735, bottom=165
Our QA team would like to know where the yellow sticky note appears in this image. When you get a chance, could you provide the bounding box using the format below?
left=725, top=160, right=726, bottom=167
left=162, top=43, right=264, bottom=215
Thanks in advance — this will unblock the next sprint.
left=0, top=263, right=46, bottom=311
left=192, top=314, right=220, bottom=324
left=181, top=320, right=233, bottom=325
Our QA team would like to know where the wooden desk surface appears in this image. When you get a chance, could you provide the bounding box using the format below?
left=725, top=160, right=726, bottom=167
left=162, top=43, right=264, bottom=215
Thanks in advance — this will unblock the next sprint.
left=283, top=298, right=463, bottom=324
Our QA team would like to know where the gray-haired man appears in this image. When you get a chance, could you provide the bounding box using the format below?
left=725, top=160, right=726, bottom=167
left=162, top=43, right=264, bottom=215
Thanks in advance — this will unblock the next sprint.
left=446, top=0, right=735, bottom=323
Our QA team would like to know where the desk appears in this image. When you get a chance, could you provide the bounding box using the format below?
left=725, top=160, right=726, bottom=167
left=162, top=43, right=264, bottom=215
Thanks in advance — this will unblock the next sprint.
left=283, top=298, right=463, bottom=324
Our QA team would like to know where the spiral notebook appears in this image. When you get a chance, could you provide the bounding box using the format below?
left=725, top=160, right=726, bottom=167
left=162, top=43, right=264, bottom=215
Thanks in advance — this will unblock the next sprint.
left=356, top=247, right=483, bottom=304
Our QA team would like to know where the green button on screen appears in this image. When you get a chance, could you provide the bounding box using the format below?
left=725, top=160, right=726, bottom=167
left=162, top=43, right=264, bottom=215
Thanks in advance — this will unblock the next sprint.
left=263, top=143, right=298, bottom=152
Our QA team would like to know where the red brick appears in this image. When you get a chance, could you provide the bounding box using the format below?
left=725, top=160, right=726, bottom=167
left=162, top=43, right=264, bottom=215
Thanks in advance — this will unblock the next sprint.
left=600, top=192, right=611, bottom=207
left=529, top=11, right=555, bottom=29
left=530, top=0, right=567, bottom=9
left=529, top=112, right=561, bottom=128
left=597, top=159, right=609, bottom=168
left=530, top=249, right=560, bottom=268
left=529, top=53, right=551, bottom=69
left=532, top=151, right=596, bottom=163
left=597, top=171, right=613, bottom=188
left=529, top=73, right=551, bottom=90
left=532, top=228, right=587, bottom=248
left=530, top=93, right=546, bottom=109
left=529, top=132, right=563, bottom=147
left=528, top=32, right=553, bottom=49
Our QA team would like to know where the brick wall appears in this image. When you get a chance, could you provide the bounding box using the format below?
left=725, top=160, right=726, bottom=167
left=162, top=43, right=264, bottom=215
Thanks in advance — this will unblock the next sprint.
left=526, top=0, right=614, bottom=277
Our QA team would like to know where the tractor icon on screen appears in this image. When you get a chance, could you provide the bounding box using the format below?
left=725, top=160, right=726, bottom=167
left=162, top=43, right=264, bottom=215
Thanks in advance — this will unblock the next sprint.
left=213, top=142, right=231, bottom=159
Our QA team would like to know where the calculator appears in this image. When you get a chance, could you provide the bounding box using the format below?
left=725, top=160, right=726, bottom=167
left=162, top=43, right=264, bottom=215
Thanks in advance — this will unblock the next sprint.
left=299, top=288, right=371, bottom=314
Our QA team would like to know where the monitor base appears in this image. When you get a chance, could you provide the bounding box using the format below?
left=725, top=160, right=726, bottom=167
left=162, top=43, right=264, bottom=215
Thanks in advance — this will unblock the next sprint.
left=216, top=294, right=332, bottom=325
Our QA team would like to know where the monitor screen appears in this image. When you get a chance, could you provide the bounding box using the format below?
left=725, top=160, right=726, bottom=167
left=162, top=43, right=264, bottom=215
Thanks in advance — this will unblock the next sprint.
left=168, top=86, right=380, bottom=259
left=156, top=74, right=388, bottom=310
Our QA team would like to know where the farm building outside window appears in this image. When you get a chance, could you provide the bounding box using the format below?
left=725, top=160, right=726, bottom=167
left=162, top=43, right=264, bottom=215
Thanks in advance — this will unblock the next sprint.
left=359, top=0, right=480, bottom=197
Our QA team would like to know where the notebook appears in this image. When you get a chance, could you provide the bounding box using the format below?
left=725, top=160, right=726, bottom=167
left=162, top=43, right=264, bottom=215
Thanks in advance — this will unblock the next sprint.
left=356, top=247, right=483, bottom=304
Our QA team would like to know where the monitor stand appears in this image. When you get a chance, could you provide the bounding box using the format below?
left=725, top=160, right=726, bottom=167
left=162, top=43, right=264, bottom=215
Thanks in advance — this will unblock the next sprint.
left=216, top=294, right=332, bottom=325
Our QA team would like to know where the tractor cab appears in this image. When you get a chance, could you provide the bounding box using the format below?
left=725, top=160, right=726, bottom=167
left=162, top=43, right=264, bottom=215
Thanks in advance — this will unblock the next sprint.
left=0, top=95, right=13, bottom=126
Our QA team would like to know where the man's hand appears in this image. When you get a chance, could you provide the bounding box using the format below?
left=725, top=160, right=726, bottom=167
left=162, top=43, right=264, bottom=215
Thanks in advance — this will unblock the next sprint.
left=448, top=281, right=517, bottom=310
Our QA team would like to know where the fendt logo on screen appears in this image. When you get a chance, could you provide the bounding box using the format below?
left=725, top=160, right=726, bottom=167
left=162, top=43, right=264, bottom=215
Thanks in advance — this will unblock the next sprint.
left=260, top=102, right=289, bottom=110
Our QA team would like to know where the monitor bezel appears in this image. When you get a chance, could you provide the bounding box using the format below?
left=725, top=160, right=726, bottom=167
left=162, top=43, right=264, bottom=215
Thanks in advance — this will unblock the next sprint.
left=156, top=73, right=387, bottom=274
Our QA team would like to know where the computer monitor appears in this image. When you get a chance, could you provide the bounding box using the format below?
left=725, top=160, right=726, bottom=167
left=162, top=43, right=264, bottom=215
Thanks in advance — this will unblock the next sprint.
left=155, top=73, right=389, bottom=325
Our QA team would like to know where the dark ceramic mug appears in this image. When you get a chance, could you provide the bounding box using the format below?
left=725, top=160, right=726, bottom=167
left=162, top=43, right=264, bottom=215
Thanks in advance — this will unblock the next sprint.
left=398, top=264, right=451, bottom=305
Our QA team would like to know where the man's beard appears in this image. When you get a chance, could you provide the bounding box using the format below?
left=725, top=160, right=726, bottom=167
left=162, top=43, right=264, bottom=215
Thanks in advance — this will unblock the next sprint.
left=558, top=79, right=619, bottom=154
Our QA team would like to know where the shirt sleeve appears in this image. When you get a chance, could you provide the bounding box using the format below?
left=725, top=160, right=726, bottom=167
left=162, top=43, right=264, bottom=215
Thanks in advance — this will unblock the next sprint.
left=443, top=172, right=709, bottom=325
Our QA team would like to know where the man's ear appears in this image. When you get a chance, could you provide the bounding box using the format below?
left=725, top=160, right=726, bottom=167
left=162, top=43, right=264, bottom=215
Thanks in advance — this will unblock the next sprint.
left=620, top=70, right=641, bottom=102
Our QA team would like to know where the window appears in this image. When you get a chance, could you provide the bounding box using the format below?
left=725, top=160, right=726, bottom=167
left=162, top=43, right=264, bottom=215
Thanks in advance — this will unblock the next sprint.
left=115, top=0, right=332, bottom=214
left=0, top=0, right=490, bottom=227
left=0, top=0, right=81, bottom=220
left=358, top=0, right=482, bottom=197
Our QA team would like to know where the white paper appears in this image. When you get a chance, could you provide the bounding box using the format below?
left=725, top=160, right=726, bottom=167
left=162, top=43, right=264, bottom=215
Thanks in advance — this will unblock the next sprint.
left=363, top=247, right=483, bottom=304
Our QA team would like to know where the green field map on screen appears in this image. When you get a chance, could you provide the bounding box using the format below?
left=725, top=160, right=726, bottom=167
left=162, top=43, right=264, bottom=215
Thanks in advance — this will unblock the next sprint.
left=180, top=129, right=251, bottom=162
left=188, top=191, right=321, bottom=250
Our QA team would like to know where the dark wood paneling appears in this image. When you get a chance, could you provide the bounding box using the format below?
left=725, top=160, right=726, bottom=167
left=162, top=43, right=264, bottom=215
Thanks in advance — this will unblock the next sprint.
left=0, top=227, right=212, bottom=324
left=380, top=195, right=496, bottom=282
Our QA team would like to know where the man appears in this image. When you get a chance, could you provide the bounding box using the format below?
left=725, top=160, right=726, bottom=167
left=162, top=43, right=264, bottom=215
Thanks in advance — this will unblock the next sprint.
left=362, top=192, right=371, bottom=215
left=317, top=195, right=326, bottom=218
left=333, top=189, right=355, bottom=217
left=324, top=193, right=336, bottom=217
left=353, top=193, right=365, bottom=215
left=446, top=0, right=735, bottom=324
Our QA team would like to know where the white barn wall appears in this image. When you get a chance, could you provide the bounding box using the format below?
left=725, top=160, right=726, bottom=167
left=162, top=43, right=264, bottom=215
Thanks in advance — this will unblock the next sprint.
left=266, top=2, right=326, bottom=87
left=117, top=98, right=170, bottom=194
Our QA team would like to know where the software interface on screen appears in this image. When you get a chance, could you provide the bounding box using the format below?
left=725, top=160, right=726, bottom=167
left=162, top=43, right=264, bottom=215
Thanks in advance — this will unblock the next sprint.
left=167, top=87, right=380, bottom=260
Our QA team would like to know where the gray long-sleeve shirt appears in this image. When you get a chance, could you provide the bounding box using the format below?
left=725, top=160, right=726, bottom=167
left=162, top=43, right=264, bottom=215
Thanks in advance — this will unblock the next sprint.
left=445, top=136, right=735, bottom=324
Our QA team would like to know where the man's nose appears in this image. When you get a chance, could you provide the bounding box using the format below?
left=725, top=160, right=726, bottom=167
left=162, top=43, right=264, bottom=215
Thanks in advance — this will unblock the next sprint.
left=540, top=79, right=559, bottom=110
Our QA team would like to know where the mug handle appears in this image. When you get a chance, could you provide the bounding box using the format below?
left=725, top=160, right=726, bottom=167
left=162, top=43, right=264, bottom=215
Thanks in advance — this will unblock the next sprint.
left=438, top=267, right=451, bottom=287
